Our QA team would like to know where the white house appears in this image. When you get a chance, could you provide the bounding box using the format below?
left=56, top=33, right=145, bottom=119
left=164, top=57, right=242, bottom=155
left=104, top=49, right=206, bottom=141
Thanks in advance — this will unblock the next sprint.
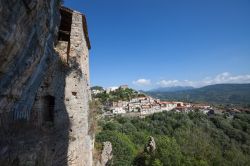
left=160, top=102, right=177, bottom=111
left=173, top=102, right=184, bottom=107
left=91, top=89, right=103, bottom=95
left=106, top=87, right=119, bottom=93
left=111, top=107, right=126, bottom=114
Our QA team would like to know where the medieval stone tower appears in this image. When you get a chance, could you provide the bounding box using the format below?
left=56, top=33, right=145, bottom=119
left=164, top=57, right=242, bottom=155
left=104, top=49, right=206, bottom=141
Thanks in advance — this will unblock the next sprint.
left=0, top=1, right=92, bottom=165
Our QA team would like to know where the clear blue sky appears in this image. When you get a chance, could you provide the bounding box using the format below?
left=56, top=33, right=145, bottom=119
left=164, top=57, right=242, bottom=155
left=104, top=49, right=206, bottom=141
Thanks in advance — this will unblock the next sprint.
left=64, top=0, right=250, bottom=90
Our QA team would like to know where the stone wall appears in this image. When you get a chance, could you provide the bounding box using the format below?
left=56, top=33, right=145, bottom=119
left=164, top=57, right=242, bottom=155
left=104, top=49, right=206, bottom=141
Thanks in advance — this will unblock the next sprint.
left=62, top=10, right=93, bottom=166
left=0, top=1, right=92, bottom=166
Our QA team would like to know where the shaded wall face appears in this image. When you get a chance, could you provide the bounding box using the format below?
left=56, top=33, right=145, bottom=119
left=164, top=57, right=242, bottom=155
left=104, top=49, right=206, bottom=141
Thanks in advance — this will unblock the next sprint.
left=0, top=2, right=92, bottom=165
left=31, top=9, right=93, bottom=166
left=0, top=0, right=60, bottom=123
left=0, top=1, right=70, bottom=165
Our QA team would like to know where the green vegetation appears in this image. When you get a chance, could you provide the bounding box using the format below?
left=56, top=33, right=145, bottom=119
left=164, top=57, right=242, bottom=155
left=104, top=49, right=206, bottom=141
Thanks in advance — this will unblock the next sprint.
left=147, top=84, right=250, bottom=106
left=91, top=86, right=105, bottom=91
left=93, top=87, right=146, bottom=105
left=88, top=100, right=102, bottom=137
left=96, top=111, right=250, bottom=166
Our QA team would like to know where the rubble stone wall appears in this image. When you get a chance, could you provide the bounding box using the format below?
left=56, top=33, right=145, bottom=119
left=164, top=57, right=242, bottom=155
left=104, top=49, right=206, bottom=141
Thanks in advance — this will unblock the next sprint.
left=0, top=1, right=92, bottom=165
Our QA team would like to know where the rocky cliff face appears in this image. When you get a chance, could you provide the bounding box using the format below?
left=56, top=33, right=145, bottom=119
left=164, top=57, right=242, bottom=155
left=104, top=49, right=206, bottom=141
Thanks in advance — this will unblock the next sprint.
left=0, top=1, right=92, bottom=165
left=97, top=141, right=113, bottom=166
left=0, top=0, right=60, bottom=121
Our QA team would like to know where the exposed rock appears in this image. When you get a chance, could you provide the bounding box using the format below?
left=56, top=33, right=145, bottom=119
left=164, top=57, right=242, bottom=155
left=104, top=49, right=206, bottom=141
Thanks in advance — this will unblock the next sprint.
left=97, top=141, right=113, bottom=166
left=145, top=136, right=156, bottom=153
left=101, top=142, right=113, bottom=166
left=0, top=0, right=60, bottom=123
left=0, top=1, right=92, bottom=166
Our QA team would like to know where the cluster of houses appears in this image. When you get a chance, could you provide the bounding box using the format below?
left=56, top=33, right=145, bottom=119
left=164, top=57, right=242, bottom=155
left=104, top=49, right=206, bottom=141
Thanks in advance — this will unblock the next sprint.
left=109, top=96, right=212, bottom=115
left=91, top=85, right=213, bottom=116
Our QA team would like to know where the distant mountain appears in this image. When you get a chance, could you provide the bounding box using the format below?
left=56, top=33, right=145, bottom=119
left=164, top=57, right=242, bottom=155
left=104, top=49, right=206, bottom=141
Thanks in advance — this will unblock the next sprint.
left=146, top=84, right=250, bottom=105
left=149, top=86, right=194, bottom=92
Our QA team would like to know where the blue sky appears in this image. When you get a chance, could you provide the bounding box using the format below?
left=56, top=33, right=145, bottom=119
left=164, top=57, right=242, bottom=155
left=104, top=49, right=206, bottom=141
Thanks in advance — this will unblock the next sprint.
left=64, top=0, right=250, bottom=90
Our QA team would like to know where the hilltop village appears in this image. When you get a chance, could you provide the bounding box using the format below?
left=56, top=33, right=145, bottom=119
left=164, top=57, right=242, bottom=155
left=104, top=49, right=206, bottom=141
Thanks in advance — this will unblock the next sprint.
left=91, top=85, right=213, bottom=116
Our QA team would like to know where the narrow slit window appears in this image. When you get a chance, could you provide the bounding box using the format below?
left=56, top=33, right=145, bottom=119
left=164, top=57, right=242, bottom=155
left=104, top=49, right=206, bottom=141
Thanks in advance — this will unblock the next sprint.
left=43, top=95, right=55, bottom=123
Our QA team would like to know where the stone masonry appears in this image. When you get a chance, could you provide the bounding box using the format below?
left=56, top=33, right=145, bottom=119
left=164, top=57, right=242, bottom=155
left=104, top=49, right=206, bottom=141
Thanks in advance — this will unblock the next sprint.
left=63, top=10, right=93, bottom=166
left=0, top=2, right=92, bottom=166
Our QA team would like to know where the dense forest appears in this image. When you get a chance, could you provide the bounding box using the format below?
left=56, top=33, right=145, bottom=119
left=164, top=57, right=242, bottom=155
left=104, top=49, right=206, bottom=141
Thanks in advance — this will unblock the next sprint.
left=146, top=84, right=250, bottom=106
left=96, top=111, right=250, bottom=166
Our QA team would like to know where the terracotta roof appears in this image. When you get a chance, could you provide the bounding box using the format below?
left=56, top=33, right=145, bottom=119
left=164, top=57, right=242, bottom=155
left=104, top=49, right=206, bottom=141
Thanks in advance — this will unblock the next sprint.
left=176, top=106, right=187, bottom=109
left=160, top=101, right=175, bottom=104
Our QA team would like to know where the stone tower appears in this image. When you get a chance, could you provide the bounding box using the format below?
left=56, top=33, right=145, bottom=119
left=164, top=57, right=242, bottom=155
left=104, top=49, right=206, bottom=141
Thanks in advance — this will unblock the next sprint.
left=0, top=1, right=93, bottom=165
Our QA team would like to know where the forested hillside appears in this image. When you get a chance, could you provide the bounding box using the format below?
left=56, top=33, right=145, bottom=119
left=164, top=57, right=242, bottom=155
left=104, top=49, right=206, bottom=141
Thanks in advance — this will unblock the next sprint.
left=96, top=111, right=250, bottom=166
left=147, top=84, right=250, bottom=106
left=92, top=87, right=146, bottom=104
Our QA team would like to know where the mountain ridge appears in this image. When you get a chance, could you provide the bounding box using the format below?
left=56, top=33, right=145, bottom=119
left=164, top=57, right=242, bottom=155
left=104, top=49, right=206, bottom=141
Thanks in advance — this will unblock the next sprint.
left=149, top=86, right=195, bottom=92
left=146, top=83, right=250, bottom=105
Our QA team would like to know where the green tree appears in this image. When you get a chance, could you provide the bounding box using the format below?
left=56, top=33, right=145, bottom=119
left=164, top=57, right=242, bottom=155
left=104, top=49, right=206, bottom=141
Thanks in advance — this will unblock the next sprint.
left=152, top=159, right=163, bottom=166
left=156, top=136, right=182, bottom=166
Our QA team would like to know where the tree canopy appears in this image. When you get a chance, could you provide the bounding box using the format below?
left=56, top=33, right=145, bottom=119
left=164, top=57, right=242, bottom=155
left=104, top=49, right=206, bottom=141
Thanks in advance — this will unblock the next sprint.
left=96, top=111, right=250, bottom=166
